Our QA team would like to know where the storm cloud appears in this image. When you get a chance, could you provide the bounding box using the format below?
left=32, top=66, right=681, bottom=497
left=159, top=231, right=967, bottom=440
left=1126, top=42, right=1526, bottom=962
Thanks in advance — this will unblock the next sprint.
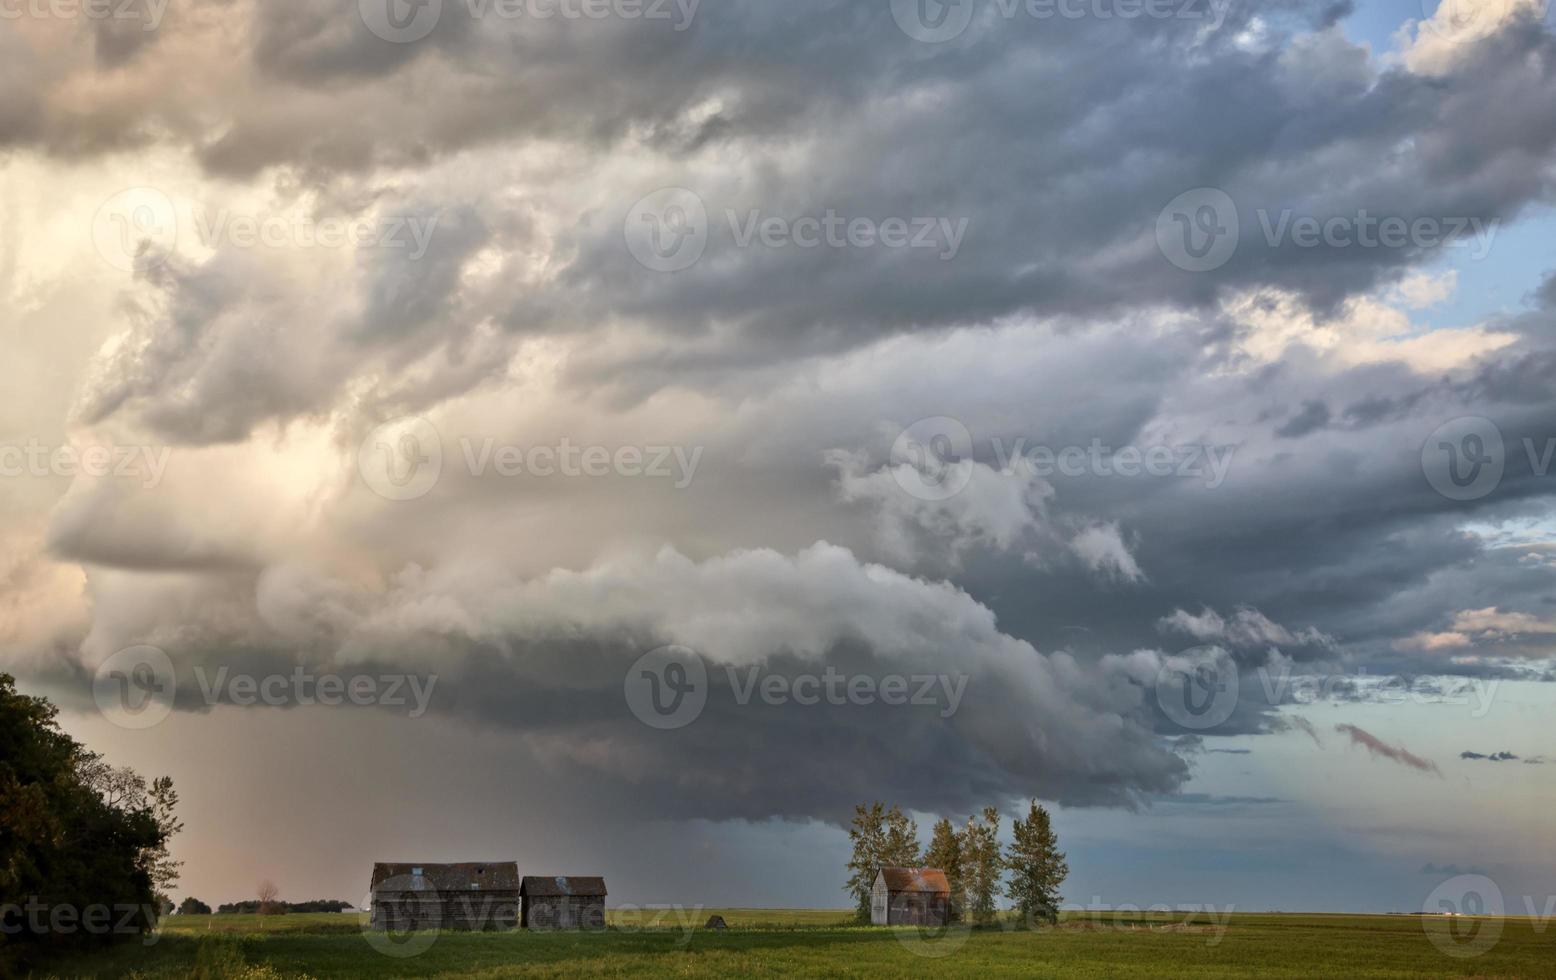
left=2, top=0, right=1554, bottom=908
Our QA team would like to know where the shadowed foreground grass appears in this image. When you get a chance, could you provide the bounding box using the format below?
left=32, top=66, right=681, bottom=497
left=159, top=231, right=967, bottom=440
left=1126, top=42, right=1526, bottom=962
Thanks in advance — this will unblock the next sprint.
left=40, top=910, right=1556, bottom=978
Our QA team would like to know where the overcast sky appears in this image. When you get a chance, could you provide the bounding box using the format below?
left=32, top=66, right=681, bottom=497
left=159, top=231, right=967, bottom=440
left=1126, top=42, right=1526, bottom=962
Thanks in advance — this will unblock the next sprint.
left=3, top=0, right=1554, bottom=913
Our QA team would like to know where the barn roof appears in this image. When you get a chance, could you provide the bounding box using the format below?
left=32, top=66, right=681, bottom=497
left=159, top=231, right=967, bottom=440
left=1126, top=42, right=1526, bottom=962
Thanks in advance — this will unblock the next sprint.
left=371, top=863, right=520, bottom=892
left=877, top=867, right=950, bottom=894
left=520, top=876, right=608, bottom=897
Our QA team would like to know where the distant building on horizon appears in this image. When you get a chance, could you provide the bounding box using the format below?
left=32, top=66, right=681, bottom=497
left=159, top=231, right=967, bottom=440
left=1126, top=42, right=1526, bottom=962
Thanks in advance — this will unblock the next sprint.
left=369, top=862, right=520, bottom=932
left=520, top=876, right=608, bottom=931
left=871, top=867, right=951, bottom=926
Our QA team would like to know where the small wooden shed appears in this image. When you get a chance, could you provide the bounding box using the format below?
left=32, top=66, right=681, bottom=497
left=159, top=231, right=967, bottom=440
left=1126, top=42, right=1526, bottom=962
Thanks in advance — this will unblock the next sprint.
left=520, top=876, right=608, bottom=930
left=871, top=867, right=951, bottom=926
left=369, top=862, right=519, bottom=931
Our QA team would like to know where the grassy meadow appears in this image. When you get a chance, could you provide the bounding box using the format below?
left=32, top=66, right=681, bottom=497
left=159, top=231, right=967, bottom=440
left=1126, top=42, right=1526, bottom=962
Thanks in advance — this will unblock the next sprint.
left=38, top=909, right=1556, bottom=978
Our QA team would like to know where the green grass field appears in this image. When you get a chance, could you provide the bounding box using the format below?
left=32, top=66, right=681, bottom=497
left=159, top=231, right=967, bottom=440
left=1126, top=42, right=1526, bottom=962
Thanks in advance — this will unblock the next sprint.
left=39, top=910, right=1556, bottom=978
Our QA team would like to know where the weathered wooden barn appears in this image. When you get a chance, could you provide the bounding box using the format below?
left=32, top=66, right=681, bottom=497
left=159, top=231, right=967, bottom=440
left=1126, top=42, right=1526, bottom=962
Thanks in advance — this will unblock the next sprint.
left=519, top=876, right=608, bottom=930
left=369, top=863, right=520, bottom=931
left=871, top=867, right=951, bottom=926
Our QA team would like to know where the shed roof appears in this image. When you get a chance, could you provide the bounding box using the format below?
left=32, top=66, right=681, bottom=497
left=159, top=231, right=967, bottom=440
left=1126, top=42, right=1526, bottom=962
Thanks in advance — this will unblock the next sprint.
left=371, top=863, right=520, bottom=892
left=520, top=876, right=608, bottom=897
left=876, top=867, right=951, bottom=894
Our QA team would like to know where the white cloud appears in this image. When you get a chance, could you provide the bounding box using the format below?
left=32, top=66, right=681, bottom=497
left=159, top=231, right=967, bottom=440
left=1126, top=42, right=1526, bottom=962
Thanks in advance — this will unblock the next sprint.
left=1070, top=522, right=1145, bottom=583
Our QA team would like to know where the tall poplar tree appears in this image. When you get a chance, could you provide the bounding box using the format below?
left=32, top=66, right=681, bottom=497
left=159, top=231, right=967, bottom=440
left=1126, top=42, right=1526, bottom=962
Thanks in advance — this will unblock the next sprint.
left=1006, top=801, right=1069, bottom=926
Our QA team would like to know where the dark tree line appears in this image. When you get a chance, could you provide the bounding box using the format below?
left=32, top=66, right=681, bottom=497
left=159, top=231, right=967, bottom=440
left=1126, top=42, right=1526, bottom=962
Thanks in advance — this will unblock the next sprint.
left=213, top=899, right=351, bottom=915
left=0, top=674, right=182, bottom=972
left=847, top=800, right=1068, bottom=927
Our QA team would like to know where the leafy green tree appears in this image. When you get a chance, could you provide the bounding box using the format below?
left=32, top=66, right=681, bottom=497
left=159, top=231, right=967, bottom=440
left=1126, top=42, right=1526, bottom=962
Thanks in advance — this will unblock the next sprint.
left=846, top=802, right=926, bottom=921
left=146, top=777, right=185, bottom=892
left=178, top=897, right=213, bottom=915
left=924, top=818, right=966, bottom=922
left=844, top=802, right=889, bottom=922
left=79, top=763, right=185, bottom=894
left=1006, top=801, right=1069, bottom=926
left=0, top=674, right=173, bottom=971
left=882, top=805, right=922, bottom=869
left=962, top=807, right=1003, bottom=926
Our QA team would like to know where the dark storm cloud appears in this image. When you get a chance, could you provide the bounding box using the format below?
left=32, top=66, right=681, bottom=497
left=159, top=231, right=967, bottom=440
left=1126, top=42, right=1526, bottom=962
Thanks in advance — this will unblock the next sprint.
left=1276, top=400, right=1333, bottom=438
left=10, top=3, right=1556, bottom=350
left=47, top=544, right=1195, bottom=819
left=1421, top=862, right=1490, bottom=876
left=10, top=0, right=1556, bottom=851
left=1154, top=793, right=1286, bottom=806
left=517, top=15, right=1556, bottom=360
